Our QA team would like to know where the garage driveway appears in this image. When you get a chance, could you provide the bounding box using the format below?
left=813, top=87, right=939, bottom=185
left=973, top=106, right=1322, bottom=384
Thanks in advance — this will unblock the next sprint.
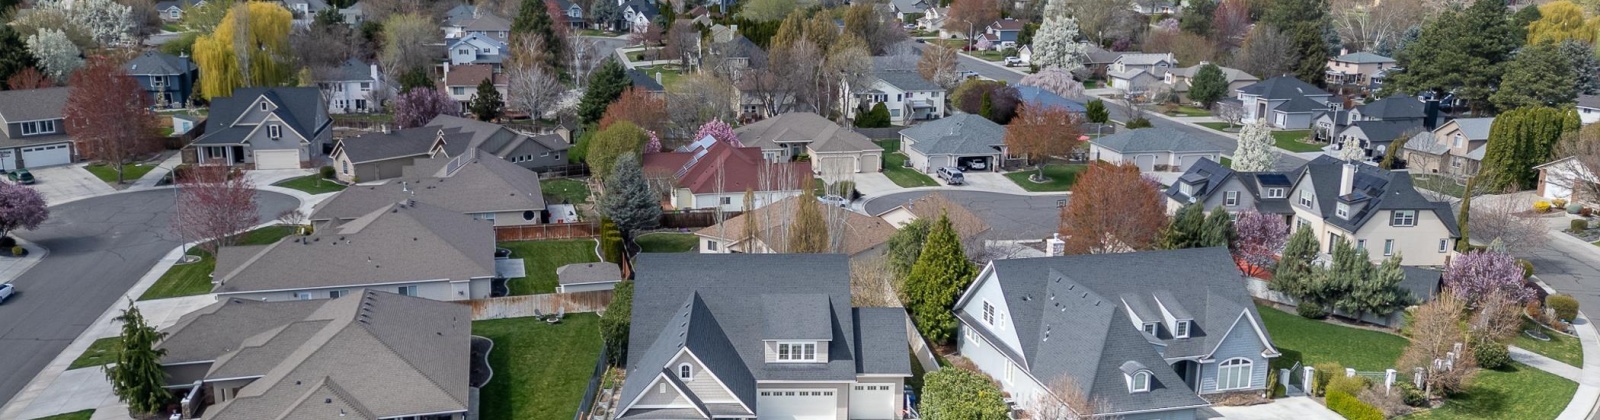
left=1205, top=396, right=1343, bottom=419
left=27, top=164, right=115, bottom=206
left=953, top=172, right=1027, bottom=193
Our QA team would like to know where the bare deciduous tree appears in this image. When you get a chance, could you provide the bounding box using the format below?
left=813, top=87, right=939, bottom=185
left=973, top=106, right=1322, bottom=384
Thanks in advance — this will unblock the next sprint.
left=1467, top=195, right=1548, bottom=251
left=668, top=73, right=737, bottom=139
left=918, top=44, right=961, bottom=90
left=1552, top=124, right=1600, bottom=204
left=851, top=256, right=902, bottom=307
left=172, top=165, right=260, bottom=254
left=1229, top=25, right=1297, bottom=80
left=507, top=40, right=566, bottom=119
left=1030, top=375, right=1123, bottom=420
left=567, top=36, right=605, bottom=88
left=1397, top=293, right=1477, bottom=399
left=1330, top=0, right=1431, bottom=52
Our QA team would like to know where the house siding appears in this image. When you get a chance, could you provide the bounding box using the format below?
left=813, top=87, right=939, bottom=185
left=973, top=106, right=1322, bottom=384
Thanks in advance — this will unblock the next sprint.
left=217, top=278, right=489, bottom=302
left=668, top=352, right=739, bottom=403
left=1350, top=209, right=1454, bottom=266
left=958, top=272, right=1023, bottom=352
left=1196, top=316, right=1270, bottom=394
left=956, top=325, right=1049, bottom=408
left=491, top=210, right=542, bottom=226
left=635, top=375, right=696, bottom=406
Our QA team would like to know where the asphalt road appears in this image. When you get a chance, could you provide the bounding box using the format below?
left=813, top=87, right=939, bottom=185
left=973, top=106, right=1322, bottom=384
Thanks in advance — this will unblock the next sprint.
left=0, top=190, right=297, bottom=406
left=864, top=190, right=1068, bottom=240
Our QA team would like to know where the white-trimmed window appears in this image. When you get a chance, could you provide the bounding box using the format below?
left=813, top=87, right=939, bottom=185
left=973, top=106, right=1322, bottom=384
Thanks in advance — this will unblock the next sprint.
left=1391, top=210, right=1417, bottom=226
left=1356, top=239, right=1366, bottom=250
left=1130, top=371, right=1151, bottom=392
left=1217, top=358, right=1253, bottom=390
left=259, top=101, right=269, bottom=111
left=1383, top=239, right=1395, bottom=256
left=1142, top=322, right=1157, bottom=335
left=341, top=161, right=350, bottom=174
left=329, top=290, right=347, bottom=298
left=1298, top=189, right=1313, bottom=206
left=678, top=363, right=693, bottom=380
left=776, top=342, right=817, bottom=362
left=1335, top=202, right=1350, bottom=219
left=397, top=285, right=417, bottom=296
left=293, top=292, right=313, bottom=300
left=1225, top=191, right=1239, bottom=206
left=18, top=120, right=55, bottom=136
left=1174, top=320, right=1190, bottom=338
left=982, top=301, right=995, bottom=325
left=1179, top=183, right=1195, bottom=196
left=360, top=82, right=371, bottom=91
left=1265, top=187, right=1285, bottom=198
left=267, top=124, right=282, bottom=139
left=707, top=241, right=719, bottom=251
left=1439, top=238, right=1449, bottom=253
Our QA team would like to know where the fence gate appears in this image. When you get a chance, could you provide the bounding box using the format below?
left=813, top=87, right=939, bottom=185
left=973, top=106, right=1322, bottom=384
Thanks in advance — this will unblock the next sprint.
left=1284, top=362, right=1305, bottom=396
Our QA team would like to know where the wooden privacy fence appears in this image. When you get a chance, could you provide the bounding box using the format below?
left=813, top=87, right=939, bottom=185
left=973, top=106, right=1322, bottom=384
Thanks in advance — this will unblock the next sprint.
left=495, top=222, right=600, bottom=241
left=660, top=210, right=744, bottom=229
left=466, top=290, right=614, bottom=320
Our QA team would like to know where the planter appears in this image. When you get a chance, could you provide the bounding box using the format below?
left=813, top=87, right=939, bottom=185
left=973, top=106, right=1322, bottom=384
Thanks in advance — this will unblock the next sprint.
left=1523, top=328, right=1551, bottom=341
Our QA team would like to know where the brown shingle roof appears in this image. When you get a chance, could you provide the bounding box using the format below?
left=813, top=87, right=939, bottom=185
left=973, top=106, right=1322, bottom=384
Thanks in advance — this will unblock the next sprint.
left=641, top=141, right=811, bottom=195
left=875, top=192, right=989, bottom=240
left=695, top=196, right=897, bottom=256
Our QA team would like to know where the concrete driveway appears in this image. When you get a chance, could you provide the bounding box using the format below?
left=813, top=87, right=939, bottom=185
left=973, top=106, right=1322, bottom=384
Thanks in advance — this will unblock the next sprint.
left=948, top=172, right=1026, bottom=193
left=27, top=165, right=115, bottom=206
left=1205, top=397, right=1343, bottom=419
left=864, top=190, right=1067, bottom=240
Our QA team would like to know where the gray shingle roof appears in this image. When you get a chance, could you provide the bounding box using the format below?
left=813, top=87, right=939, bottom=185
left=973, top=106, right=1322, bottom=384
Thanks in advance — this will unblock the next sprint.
left=124, top=51, right=195, bottom=76
left=899, top=114, right=1005, bottom=155
left=627, top=69, right=665, bottom=92
left=1277, top=95, right=1330, bottom=113
left=1090, top=127, right=1224, bottom=154
left=1347, top=120, right=1425, bottom=145
left=427, top=114, right=570, bottom=158
left=1451, top=117, right=1495, bottom=140
left=735, top=112, right=882, bottom=154
left=198, top=87, right=328, bottom=144
left=1238, top=76, right=1332, bottom=100
left=333, top=127, right=448, bottom=163
left=1016, top=86, right=1088, bottom=113
left=1163, top=157, right=1233, bottom=204
left=1299, top=155, right=1460, bottom=236
left=328, top=58, right=377, bottom=82
left=1580, top=94, right=1600, bottom=109
left=853, top=308, right=911, bottom=375
left=873, top=70, right=942, bottom=92
left=1333, top=51, right=1396, bottom=64
left=556, top=262, right=621, bottom=285
left=762, top=294, right=833, bottom=340
left=312, top=150, right=546, bottom=220
left=0, top=87, right=70, bottom=123
left=1356, top=96, right=1425, bottom=120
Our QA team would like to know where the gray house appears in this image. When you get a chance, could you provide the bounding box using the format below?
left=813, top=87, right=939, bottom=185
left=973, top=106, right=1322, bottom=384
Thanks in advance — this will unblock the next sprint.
left=329, top=114, right=569, bottom=180
left=1088, top=127, right=1224, bottom=173
left=312, top=149, right=547, bottom=227
left=1313, top=96, right=1434, bottom=159
left=0, top=87, right=75, bottom=170
left=1237, top=76, right=1335, bottom=129
left=188, top=87, right=331, bottom=169
left=616, top=253, right=912, bottom=419
left=156, top=291, right=474, bottom=419
left=955, top=247, right=1279, bottom=419
left=123, top=50, right=197, bottom=109
left=899, top=113, right=1005, bottom=173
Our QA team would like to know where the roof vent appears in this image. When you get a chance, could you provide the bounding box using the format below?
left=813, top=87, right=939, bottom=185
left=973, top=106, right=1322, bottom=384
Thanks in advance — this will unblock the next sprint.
left=325, top=398, right=332, bottom=403
left=1082, top=292, right=1089, bottom=299
left=295, top=380, right=302, bottom=385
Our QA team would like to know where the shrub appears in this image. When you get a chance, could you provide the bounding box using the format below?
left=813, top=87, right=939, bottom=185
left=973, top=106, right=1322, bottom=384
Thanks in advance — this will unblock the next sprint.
left=1359, top=387, right=1414, bottom=418
left=0, top=236, right=15, bottom=249
left=1475, top=343, right=1511, bottom=369
left=1585, top=207, right=1596, bottom=217
left=319, top=165, right=336, bottom=179
left=1534, top=201, right=1551, bottom=212
left=1572, top=219, right=1589, bottom=232
left=1326, top=390, right=1385, bottom=420
left=1312, top=362, right=1343, bottom=396
left=1297, top=302, right=1328, bottom=319
left=1327, top=375, right=1371, bottom=397
left=1518, top=259, right=1535, bottom=279
left=1549, top=294, right=1580, bottom=321
left=1568, top=203, right=1584, bottom=214
left=1125, top=117, right=1154, bottom=128
left=10, top=246, right=23, bottom=256
left=1555, top=198, right=1569, bottom=208
left=1397, top=381, right=1427, bottom=407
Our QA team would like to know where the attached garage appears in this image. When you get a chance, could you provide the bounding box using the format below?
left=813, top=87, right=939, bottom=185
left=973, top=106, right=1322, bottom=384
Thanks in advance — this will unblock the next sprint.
left=1134, top=154, right=1157, bottom=172
left=757, top=389, right=837, bottom=420
left=19, top=143, right=71, bottom=168
left=848, top=384, right=896, bottom=420
left=0, top=150, right=17, bottom=172
left=253, top=149, right=301, bottom=170
left=1178, top=154, right=1208, bottom=172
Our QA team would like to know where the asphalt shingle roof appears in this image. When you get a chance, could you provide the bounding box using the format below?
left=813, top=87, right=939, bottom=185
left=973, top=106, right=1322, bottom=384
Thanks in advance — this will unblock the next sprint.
left=627, top=69, right=665, bottom=92
left=1333, top=51, right=1396, bottom=64
left=1238, top=76, right=1332, bottom=100
left=312, top=149, right=547, bottom=220
left=1299, top=155, right=1460, bottom=236
left=734, top=112, right=882, bottom=154
left=1090, top=127, right=1224, bottom=154
left=198, top=87, right=328, bottom=144
left=873, top=70, right=942, bottom=92
left=1016, top=86, right=1088, bottom=113
left=1580, top=95, right=1600, bottom=109
left=0, top=87, right=70, bottom=123
left=124, top=51, right=195, bottom=75
left=1356, top=96, right=1426, bottom=120
left=333, top=127, right=450, bottom=163
left=1348, top=120, right=1425, bottom=144
left=899, top=114, right=1005, bottom=155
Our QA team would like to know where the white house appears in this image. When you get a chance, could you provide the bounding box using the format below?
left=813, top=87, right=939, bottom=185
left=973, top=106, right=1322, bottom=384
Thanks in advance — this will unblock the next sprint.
left=318, top=58, right=390, bottom=114
left=844, top=70, right=946, bottom=126
left=1539, top=156, right=1596, bottom=204
left=1580, top=95, right=1599, bottom=125
left=448, top=32, right=508, bottom=66
left=1107, top=53, right=1176, bottom=93
left=1237, top=76, right=1335, bottom=130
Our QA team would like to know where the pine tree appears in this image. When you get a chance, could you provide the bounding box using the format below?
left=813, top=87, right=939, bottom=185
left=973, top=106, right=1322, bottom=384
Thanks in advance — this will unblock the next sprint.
left=1480, top=106, right=1583, bottom=190
left=885, top=218, right=931, bottom=278
left=1188, top=63, right=1228, bottom=108
left=978, top=91, right=995, bottom=121
left=1085, top=99, right=1109, bottom=124
left=788, top=182, right=829, bottom=253
left=578, top=59, right=631, bottom=125
left=1349, top=253, right=1411, bottom=320
left=396, top=67, right=434, bottom=94
left=0, top=26, right=37, bottom=89
left=1202, top=207, right=1235, bottom=248
left=1272, top=225, right=1322, bottom=304
left=512, top=0, right=564, bottom=70
left=1162, top=204, right=1206, bottom=249
left=903, top=213, right=975, bottom=345
left=1326, top=237, right=1371, bottom=313
left=104, top=302, right=169, bottom=416
left=469, top=78, right=504, bottom=121
left=1491, top=42, right=1578, bottom=110
left=599, top=154, right=662, bottom=238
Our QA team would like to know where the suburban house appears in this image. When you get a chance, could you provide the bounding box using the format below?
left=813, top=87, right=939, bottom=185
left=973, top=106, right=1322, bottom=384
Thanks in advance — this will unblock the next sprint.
left=156, top=291, right=474, bottom=419
left=1579, top=95, right=1599, bottom=125
left=873, top=191, right=991, bottom=240
left=448, top=32, right=509, bottom=67
left=888, top=0, right=931, bottom=22
left=442, top=7, right=511, bottom=40
left=553, top=0, right=585, bottom=28
left=627, top=69, right=667, bottom=97
left=330, top=116, right=570, bottom=182
left=1088, top=127, right=1224, bottom=173
left=1401, top=117, right=1494, bottom=176
left=1080, top=43, right=1124, bottom=79
left=155, top=0, right=202, bottom=21
left=615, top=253, right=912, bottom=420
left=642, top=136, right=811, bottom=211
left=338, top=1, right=364, bottom=24
left=1237, top=76, right=1335, bottom=129
left=1537, top=156, right=1596, bottom=203
left=1131, top=0, right=1178, bottom=14
left=844, top=69, right=946, bottom=126
left=707, top=35, right=769, bottom=79
left=0, top=87, right=75, bottom=170
left=955, top=247, right=1277, bottom=419
left=123, top=50, right=198, bottom=109
left=318, top=58, right=390, bottom=114
left=735, top=112, right=884, bottom=176
left=919, top=6, right=947, bottom=32
left=1314, top=96, right=1437, bottom=159
left=556, top=262, right=622, bottom=293
left=1325, top=50, right=1397, bottom=91
left=427, top=114, right=570, bottom=172
left=215, top=200, right=498, bottom=301
left=621, top=0, right=658, bottom=32
left=694, top=195, right=897, bottom=258
left=441, top=63, right=508, bottom=114
left=1107, top=53, right=1176, bottom=93
left=282, top=0, right=330, bottom=26
left=979, top=18, right=1024, bottom=50
left=899, top=113, right=1005, bottom=173
left=1164, top=63, right=1257, bottom=105
left=1166, top=155, right=1460, bottom=265
left=314, top=149, right=547, bottom=227
left=187, top=87, right=331, bottom=170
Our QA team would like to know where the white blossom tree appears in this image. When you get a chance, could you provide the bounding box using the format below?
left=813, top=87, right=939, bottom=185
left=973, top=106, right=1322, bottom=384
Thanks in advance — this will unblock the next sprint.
left=1233, top=120, right=1278, bottom=171
left=507, top=61, right=566, bottom=119
left=1030, top=0, right=1086, bottom=73
left=1019, top=66, right=1083, bottom=98
left=1339, top=135, right=1365, bottom=161
left=15, top=0, right=134, bottom=47
left=26, top=29, right=84, bottom=82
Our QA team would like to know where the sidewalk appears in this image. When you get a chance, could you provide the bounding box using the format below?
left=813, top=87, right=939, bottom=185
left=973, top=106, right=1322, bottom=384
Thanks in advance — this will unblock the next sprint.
left=126, top=153, right=185, bottom=190
left=0, top=238, right=46, bottom=286
left=1555, top=312, right=1600, bottom=420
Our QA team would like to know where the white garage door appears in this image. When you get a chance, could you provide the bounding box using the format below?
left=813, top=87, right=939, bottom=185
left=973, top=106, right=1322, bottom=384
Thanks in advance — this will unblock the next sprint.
left=848, top=384, right=895, bottom=420
left=1134, top=154, right=1157, bottom=172
left=757, top=389, right=837, bottom=420
left=1178, top=155, right=1207, bottom=172
left=0, top=150, right=17, bottom=172
left=21, top=144, right=71, bottom=168
left=254, top=149, right=300, bottom=170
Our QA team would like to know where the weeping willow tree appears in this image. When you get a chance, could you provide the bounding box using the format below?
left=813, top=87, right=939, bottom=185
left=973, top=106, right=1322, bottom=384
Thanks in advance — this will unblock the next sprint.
left=194, top=2, right=293, bottom=99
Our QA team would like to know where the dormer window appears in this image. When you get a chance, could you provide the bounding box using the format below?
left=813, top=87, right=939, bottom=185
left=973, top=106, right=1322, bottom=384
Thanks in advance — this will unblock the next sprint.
left=1264, top=187, right=1285, bottom=198
left=259, top=101, right=269, bottom=111
left=1141, top=322, right=1157, bottom=336
left=1174, top=320, right=1190, bottom=338
left=1179, top=183, right=1195, bottom=196
left=776, top=342, right=817, bottom=362
left=678, top=363, right=693, bottom=380
left=1130, top=372, right=1151, bottom=392
left=1336, top=202, right=1350, bottom=219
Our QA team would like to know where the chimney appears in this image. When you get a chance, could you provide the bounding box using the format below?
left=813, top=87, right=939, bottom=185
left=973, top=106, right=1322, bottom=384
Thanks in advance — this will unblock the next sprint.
left=1340, top=162, right=1356, bottom=197
left=1340, top=48, right=1349, bottom=57
left=1046, top=233, right=1065, bottom=257
left=1423, top=100, right=1440, bottom=131
left=370, top=63, right=380, bottom=81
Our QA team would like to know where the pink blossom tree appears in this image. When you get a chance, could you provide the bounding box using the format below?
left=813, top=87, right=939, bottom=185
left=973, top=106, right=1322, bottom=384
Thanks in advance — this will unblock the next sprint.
left=694, top=118, right=739, bottom=146
left=1019, top=67, right=1084, bottom=99
left=975, top=37, right=994, bottom=51
left=1444, top=250, right=1534, bottom=306
left=171, top=165, right=259, bottom=254
left=1231, top=210, right=1287, bottom=276
left=0, top=183, right=49, bottom=238
left=394, top=88, right=461, bottom=129
left=644, top=130, right=663, bottom=154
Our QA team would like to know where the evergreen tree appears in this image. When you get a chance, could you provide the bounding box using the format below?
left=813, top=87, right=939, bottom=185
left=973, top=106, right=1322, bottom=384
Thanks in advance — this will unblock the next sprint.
left=1558, top=40, right=1600, bottom=95
left=978, top=91, right=995, bottom=121
left=1325, top=237, right=1371, bottom=313
left=0, top=27, right=37, bottom=90
left=903, top=214, right=976, bottom=345
left=1188, top=63, right=1228, bottom=108
left=1491, top=42, right=1578, bottom=110
left=1381, top=0, right=1519, bottom=114
left=1162, top=204, right=1206, bottom=249
left=856, top=102, right=891, bottom=128
left=1262, top=0, right=1331, bottom=87
left=1348, top=253, right=1412, bottom=320
left=788, top=182, right=829, bottom=252
left=599, top=280, right=633, bottom=365
left=1202, top=206, right=1235, bottom=248
left=103, top=302, right=169, bottom=416
left=396, top=67, right=433, bottom=94
left=512, top=0, right=564, bottom=70
left=1271, top=225, right=1322, bottom=305
left=578, top=59, right=631, bottom=125
left=468, top=78, right=504, bottom=121
left=885, top=219, right=931, bottom=278
left=1480, top=106, right=1583, bottom=190
left=1179, top=0, right=1216, bottom=37
left=1085, top=99, right=1109, bottom=124
left=599, top=154, right=662, bottom=237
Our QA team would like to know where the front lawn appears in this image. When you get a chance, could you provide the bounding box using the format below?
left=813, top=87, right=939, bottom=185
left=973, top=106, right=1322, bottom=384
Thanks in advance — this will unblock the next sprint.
left=474, top=314, right=604, bottom=420
left=68, top=337, right=121, bottom=370
left=635, top=232, right=697, bottom=252
left=139, top=226, right=297, bottom=301
left=272, top=174, right=346, bottom=195
left=1220, top=157, right=1232, bottom=168
left=1513, top=321, right=1583, bottom=368
left=29, top=410, right=94, bottom=420
left=1409, top=363, right=1577, bottom=420
left=1256, top=304, right=1408, bottom=371
left=499, top=240, right=600, bottom=295
left=1163, top=105, right=1211, bottom=117
left=543, top=178, right=591, bottom=204
left=1003, top=164, right=1087, bottom=192
left=632, top=65, right=683, bottom=87
left=966, top=50, right=1006, bottom=61
left=876, top=140, right=939, bottom=188
left=1271, top=130, right=1323, bottom=153
left=84, top=162, right=157, bottom=185
left=1411, top=174, right=1467, bottom=199
left=1198, top=122, right=1236, bottom=132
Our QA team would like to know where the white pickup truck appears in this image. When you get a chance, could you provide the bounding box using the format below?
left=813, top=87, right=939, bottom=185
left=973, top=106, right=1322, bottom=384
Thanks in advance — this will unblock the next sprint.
left=0, top=283, right=13, bottom=304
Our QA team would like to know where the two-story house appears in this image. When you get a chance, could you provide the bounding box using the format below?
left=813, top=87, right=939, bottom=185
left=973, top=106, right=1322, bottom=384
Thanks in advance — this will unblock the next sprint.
left=553, top=0, right=585, bottom=28
left=979, top=18, right=1024, bottom=50
left=187, top=87, right=332, bottom=170
left=1316, top=96, right=1437, bottom=159
left=442, top=6, right=511, bottom=40
left=155, top=0, right=203, bottom=21
left=1325, top=50, right=1397, bottom=92
left=123, top=51, right=198, bottom=109
left=0, top=87, right=75, bottom=170
left=621, top=0, right=658, bottom=32
left=1107, top=53, right=1176, bottom=93
left=735, top=112, right=884, bottom=176
left=616, top=253, right=913, bottom=420
left=1237, top=76, right=1334, bottom=129
left=1402, top=117, right=1495, bottom=177
left=441, top=63, right=508, bottom=114
left=448, top=32, right=509, bottom=67
left=1579, top=94, right=1599, bottom=125
left=844, top=69, right=945, bottom=126
left=889, top=0, right=931, bottom=22
left=955, top=247, right=1278, bottom=419
left=642, top=135, right=811, bottom=211
left=315, top=148, right=547, bottom=227
left=318, top=58, right=390, bottom=114
left=1163, top=63, right=1258, bottom=105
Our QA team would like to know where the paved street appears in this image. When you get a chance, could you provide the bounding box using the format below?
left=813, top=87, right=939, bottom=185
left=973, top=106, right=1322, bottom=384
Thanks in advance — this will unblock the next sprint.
left=864, top=190, right=1068, bottom=240
left=0, top=190, right=297, bottom=406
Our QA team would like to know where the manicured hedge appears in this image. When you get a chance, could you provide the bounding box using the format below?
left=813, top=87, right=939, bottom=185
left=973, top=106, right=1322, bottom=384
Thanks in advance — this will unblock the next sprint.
left=1326, top=390, right=1384, bottom=420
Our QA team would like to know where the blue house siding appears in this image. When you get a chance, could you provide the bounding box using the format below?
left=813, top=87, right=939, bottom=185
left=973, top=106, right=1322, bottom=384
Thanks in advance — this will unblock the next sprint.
left=134, top=72, right=198, bottom=108
left=997, top=30, right=1018, bottom=43
left=1196, top=316, right=1271, bottom=394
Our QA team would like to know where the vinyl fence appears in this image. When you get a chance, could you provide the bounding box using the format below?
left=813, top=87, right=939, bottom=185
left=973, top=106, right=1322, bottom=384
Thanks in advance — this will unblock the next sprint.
left=467, top=290, right=614, bottom=320
left=494, top=222, right=601, bottom=241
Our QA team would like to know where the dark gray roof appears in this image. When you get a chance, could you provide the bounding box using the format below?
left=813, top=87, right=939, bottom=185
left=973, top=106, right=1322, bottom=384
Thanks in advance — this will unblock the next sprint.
left=198, top=87, right=328, bottom=144
left=853, top=308, right=911, bottom=375
left=1333, top=51, right=1395, bottom=64
left=1016, top=86, right=1087, bottom=113
left=1580, top=95, right=1600, bottom=109
left=762, top=294, right=833, bottom=340
left=1299, top=155, right=1460, bottom=236
left=1238, top=76, right=1332, bottom=100
left=1348, top=120, right=1425, bottom=145
left=1277, top=95, right=1330, bottom=113
left=0, top=87, right=70, bottom=123
left=715, top=36, right=769, bottom=68
left=333, top=127, right=448, bottom=163
left=873, top=70, right=942, bottom=92
left=124, top=51, right=195, bottom=76
left=426, top=114, right=570, bottom=159
left=970, top=248, right=1254, bottom=414
left=627, top=69, right=665, bottom=92
left=1357, top=96, right=1426, bottom=120
left=899, top=114, right=1005, bottom=155
left=1400, top=266, right=1441, bottom=303
left=312, top=150, right=546, bottom=220
left=1091, top=127, right=1223, bottom=154
left=328, top=58, right=377, bottom=82
left=1164, top=157, right=1234, bottom=204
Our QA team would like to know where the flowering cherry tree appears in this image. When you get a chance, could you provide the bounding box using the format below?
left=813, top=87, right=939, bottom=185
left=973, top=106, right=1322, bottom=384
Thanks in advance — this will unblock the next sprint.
left=644, top=131, right=663, bottom=154
left=172, top=165, right=259, bottom=254
left=694, top=118, right=739, bottom=146
left=1019, top=67, right=1084, bottom=98
left=1231, top=210, right=1287, bottom=276
left=0, top=183, right=48, bottom=238
left=394, top=88, right=461, bottom=129
left=1444, top=250, right=1534, bottom=306
left=975, top=37, right=994, bottom=51
left=1233, top=120, right=1279, bottom=172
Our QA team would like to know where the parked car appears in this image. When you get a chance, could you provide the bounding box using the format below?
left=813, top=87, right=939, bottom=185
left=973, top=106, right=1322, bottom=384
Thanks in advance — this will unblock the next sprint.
left=958, top=70, right=980, bottom=79
left=937, top=167, right=965, bottom=185
left=1003, top=56, right=1023, bottom=66
left=819, top=194, right=848, bottom=207
left=7, top=169, right=33, bottom=185
left=965, top=160, right=987, bottom=170
left=0, top=283, right=13, bottom=304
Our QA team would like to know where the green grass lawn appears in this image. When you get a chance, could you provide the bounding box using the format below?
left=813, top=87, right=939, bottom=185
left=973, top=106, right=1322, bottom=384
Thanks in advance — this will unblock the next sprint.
left=635, top=233, right=697, bottom=252
left=139, top=226, right=297, bottom=301
left=1271, top=130, right=1323, bottom=153
left=876, top=140, right=939, bottom=188
left=1004, top=164, right=1087, bottom=192
left=1411, top=174, right=1467, bottom=199
left=1514, top=321, right=1583, bottom=368
left=1165, top=106, right=1211, bottom=117
left=577, top=29, right=613, bottom=36
left=330, top=113, right=394, bottom=122
left=1220, top=157, right=1233, bottom=168
left=967, top=49, right=1006, bottom=61
left=632, top=65, right=683, bottom=87
left=68, top=337, right=121, bottom=370
left=1256, top=304, right=1408, bottom=371
left=474, top=314, right=603, bottom=420
left=543, top=178, right=591, bottom=204
left=28, top=410, right=94, bottom=420
left=83, top=162, right=157, bottom=185
left=1409, top=363, right=1577, bottom=420
left=272, top=175, right=346, bottom=194
left=1197, top=122, right=1235, bottom=132
left=499, top=240, right=599, bottom=295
